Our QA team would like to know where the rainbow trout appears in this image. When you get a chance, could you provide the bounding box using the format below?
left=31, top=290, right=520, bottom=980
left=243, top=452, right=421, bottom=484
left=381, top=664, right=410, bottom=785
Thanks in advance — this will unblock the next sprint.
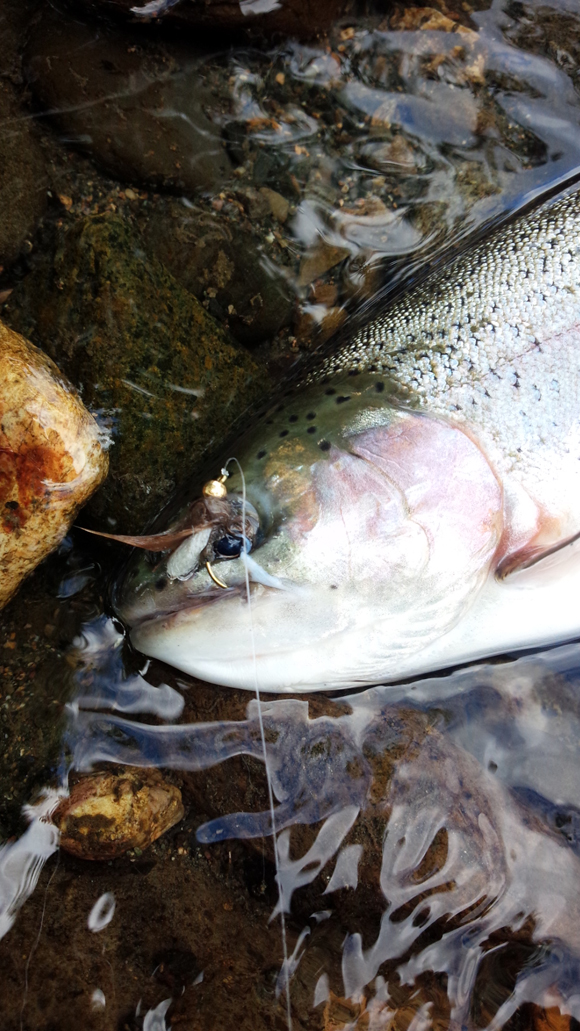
left=115, top=185, right=580, bottom=692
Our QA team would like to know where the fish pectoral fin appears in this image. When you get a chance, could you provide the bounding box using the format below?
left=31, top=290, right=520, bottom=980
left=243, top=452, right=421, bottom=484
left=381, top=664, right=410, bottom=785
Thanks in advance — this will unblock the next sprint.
left=496, top=530, right=580, bottom=581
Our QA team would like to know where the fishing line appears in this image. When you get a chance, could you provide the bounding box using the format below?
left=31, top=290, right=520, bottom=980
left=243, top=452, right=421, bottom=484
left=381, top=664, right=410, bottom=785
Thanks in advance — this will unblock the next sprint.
left=20, top=849, right=60, bottom=1031
left=224, top=456, right=293, bottom=1031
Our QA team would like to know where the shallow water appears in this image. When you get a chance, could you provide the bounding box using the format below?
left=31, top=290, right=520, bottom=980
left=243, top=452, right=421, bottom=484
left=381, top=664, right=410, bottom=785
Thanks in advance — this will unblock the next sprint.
left=3, top=0, right=580, bottom=1027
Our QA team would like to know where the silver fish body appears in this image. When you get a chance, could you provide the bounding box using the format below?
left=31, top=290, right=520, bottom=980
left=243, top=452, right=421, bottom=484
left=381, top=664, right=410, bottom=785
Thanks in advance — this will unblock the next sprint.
left=116, top=185, right=580, bottom=692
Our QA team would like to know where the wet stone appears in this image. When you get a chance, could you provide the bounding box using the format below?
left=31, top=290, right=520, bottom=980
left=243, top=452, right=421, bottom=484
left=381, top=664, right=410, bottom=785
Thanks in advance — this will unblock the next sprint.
left=298, top=242, right=351, bottom=287
left=78, top=0, right=357, bottom=42
left=295, top=303, right=347, bottom=348
left=143, top=198, right=294, bottom=345
left=55, top=768, right=184, bottom=860
left=0, top=321, right=108, bottom=609
left=341, top=253, right=384, bottom=304
left=24, top=4, right=232, bottom=197
left=5, top=215, right=270, bottom=530
left=356, top=136, right=422, bottom=175
left=0, top=82, right=47, bottom=268
left=259, top=187, right=290, bottom=224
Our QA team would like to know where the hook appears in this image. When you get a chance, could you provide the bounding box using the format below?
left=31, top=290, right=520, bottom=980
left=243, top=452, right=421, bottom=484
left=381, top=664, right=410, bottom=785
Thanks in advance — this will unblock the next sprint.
left=206, top=560, right=229, bottom=589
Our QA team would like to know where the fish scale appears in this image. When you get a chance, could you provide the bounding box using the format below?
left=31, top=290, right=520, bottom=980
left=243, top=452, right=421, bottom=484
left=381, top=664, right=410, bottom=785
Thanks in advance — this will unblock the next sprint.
left=315, top=187, right=580, bottom=541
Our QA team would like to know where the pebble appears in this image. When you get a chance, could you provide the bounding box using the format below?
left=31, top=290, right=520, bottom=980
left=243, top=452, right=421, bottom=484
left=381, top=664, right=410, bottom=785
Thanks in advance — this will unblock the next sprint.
left=298, top=242, right=351, bottom=287
left=55, top=769, right=184, bottom=860
left=259, top=187, right=290, bottom=224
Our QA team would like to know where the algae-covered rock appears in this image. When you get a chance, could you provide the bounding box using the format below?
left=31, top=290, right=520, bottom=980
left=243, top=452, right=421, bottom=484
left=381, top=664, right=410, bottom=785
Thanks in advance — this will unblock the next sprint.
left=143, top=199, right=294, bottom=345
left=0, top=321, right=108, bottom=610
left=7, top=215, right=270, bottom=530
left=0, top=81, right=47, bottom=267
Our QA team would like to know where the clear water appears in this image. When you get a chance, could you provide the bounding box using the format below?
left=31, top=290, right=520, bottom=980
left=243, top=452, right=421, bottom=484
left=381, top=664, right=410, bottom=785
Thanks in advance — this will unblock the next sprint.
left=2, top=0, right=580, bottom=1028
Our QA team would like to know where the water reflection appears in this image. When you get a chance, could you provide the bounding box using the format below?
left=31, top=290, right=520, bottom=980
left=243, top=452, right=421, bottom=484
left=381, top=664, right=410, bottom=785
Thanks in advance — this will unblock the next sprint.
left=216, top=0, right=580, bottom=309
left=9, top=0, right=580, bottom=346
left=4, top=628, right=578, bottom=1026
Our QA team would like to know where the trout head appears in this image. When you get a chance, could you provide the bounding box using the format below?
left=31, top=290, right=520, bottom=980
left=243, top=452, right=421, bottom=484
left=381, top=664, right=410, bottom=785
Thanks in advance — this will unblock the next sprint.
left=115, top=375, right=503, bottom=692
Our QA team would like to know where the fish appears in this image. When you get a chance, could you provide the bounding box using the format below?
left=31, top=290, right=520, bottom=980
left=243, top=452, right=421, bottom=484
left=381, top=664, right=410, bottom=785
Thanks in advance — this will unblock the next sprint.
left=114, top=184, right=580, bottom=693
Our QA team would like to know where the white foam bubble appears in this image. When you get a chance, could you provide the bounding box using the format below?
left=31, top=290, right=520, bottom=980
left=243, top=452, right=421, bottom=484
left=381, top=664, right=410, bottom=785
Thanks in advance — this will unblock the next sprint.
left=88, top=892, right=116, bottom=933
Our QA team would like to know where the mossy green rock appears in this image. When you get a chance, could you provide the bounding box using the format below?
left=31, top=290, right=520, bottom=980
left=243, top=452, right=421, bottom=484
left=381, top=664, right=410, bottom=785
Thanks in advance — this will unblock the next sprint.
left=8, top=215, right=270, bottom=530
left=143, top=198, right=294, bottom=346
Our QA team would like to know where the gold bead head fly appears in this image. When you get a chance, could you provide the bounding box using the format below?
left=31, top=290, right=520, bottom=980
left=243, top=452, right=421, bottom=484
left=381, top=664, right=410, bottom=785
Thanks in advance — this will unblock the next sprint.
left=202, top=473, right=228, bottom=498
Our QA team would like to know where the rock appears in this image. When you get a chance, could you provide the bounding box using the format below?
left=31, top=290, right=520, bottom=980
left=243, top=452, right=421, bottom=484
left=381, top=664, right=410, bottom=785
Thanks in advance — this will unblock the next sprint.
left=259, top=187, right=290, bottom=224
left=235, top=186, right=271, bottom=221
left=0, top=82, right=47, bottom=267
left=323, top=991, right=366, bottom=1030
left=295, top=303, right=346, bottom=348
left=298, top=242, right=351, bottom=287
left=356, top=136, right=421, bottom=174
left=0, top=321, right=108, bottom=609
left=342, top=252, right=383, bottom=304
left=143, top=199, right=294, bottom=345
left=24, top=4, right=231, bottom=197
left=6, top=215, right=270, bottom=530
left=389, top=7, right=460, bottom=32
left=310, top=281, right=338, bottom=306
left=54, top=769, right=184, bottom=860
left=78, top=0, right=356, bottom=42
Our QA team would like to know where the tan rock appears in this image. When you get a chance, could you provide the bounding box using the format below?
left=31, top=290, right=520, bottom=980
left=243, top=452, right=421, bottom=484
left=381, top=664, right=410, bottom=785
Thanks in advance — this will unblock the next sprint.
left=0, top=321, right=108, bottom=608
left=323, top=992, right=367, bottom=1030
left=391, top=7, right=458, bottom=32
left=259, top=187, right=290, bottom=224
left=298, top=242, right=350, bottom=287
left=55, top=769, right=184, bottom=860
left=310, top=281, right=338, bottom=306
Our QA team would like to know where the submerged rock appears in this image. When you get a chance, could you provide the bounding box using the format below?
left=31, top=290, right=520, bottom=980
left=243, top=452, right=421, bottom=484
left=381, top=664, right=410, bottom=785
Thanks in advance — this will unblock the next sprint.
left=0, top=321, right=108, bottom=610
left=143, top=200, right=294, bottom=344
left=0, top=82, right=47, bottom=268
left=79, top=0, right=356, bottom=41
left=24, top=5, right=231, bottom=196
left=6, top=215, right=270, bottom=530
left=55, top=768, right=184, bottom=860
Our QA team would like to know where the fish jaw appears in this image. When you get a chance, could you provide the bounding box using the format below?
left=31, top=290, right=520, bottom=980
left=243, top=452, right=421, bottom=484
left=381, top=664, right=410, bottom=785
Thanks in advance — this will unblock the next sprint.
left=129, top=410, right=504, bottom=692
left=130, top=585, right=354, bottom=692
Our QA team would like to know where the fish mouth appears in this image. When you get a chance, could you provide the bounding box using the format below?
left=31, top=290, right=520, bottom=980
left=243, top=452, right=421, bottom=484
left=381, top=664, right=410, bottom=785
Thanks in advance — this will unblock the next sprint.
left=127, top=585, right=324, bottom=692
left=124, top=582, right=246, bottom=635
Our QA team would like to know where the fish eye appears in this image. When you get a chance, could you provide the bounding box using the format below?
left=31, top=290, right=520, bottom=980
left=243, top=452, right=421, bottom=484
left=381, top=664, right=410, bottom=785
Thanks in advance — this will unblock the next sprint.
left=214, top=535, right=245, bottom=558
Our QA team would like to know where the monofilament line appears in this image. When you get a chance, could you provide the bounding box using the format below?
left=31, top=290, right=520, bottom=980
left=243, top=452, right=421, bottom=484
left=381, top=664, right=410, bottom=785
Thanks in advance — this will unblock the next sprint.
left=225, top=457, right=293, bottom=1031
left=20, top=850, right=60, bottom=1031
